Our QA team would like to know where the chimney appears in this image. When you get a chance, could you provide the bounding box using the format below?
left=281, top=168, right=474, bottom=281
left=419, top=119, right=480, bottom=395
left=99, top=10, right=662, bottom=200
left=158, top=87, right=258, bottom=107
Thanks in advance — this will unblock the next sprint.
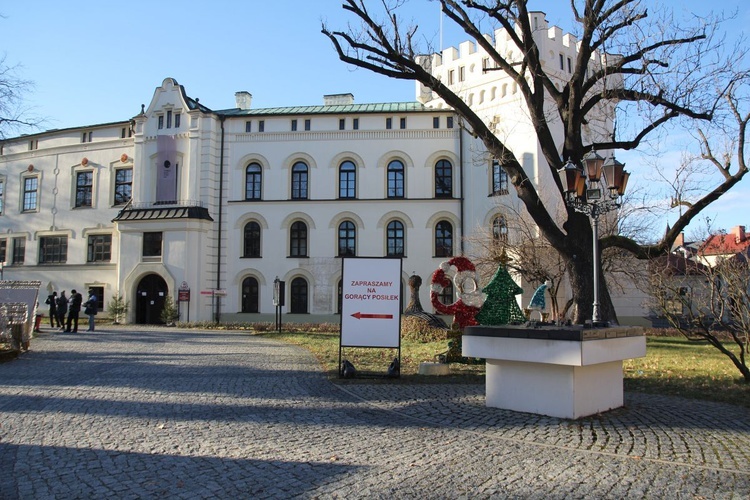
left=673, top=232, right=684, bottom=250
left=323, top=93, right=354, bottom=106
left=732, top=225, right=746, bottom=243
left=235, top=91, right=252, bottom=110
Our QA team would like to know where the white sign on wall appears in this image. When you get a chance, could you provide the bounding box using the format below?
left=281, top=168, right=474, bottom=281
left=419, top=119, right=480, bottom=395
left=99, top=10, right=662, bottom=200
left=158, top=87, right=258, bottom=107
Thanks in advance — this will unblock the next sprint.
left=340, top=257, right=402, bottom=348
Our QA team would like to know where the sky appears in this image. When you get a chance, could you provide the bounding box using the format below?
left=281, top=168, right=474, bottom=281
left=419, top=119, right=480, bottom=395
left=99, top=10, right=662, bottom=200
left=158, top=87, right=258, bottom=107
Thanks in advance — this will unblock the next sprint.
left=2, top=0, right=748, bottom=237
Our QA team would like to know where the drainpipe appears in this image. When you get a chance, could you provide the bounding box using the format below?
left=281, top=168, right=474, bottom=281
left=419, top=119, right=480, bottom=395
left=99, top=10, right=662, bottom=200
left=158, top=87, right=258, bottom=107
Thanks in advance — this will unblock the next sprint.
left=458, top=117, right=465, bottom=255
left=215, top=116, right=226, bottom=323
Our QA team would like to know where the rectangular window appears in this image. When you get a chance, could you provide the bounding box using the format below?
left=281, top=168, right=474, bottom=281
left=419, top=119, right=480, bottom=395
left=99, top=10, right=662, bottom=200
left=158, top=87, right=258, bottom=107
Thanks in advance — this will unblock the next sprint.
left=158, top=115, right=164, bottom=129
left=87, top=234, right=112, bottom=263
left=0, top=239, right=6, bottom=263
left=75, top=171, right=93, bottom=207
left=433, top=117, right=440, bottom=129
left=492, top=160, right=509, bottom=195
left=339, top=118, right=345, bottom=130
left=567, top=57, right=572, bottom=73
left=175, top=113, right=181, bottom=128
left=386, top=118, right=392, bottom=130
left=23, top=177, right=38, bottom=212
left=114, top=168, right=132, bottom=205
left=29, top=140, right=38, bottom=151
left=166, top=110, right=172, bottom=128
left=353, top=118, right=359, bottom=130
left=0, top=179, right=4, bottom=215
left=89, top=285, right=105, bottom=312
left=121, top=127, right=127, bottom=139
left=142, top=232, right=163, bottom=257
left=291, top=119, right=298, bottom=131
left=115, top=168, right=133, bottom=205
left=12, top=237, right=24, bottom=264
left=39, top=236, right=67, bottom=264
left=400, top=117, right=406, bottom=129
left=258, top=120, right=265, bottom=132
left=304, top=119, right=311, bottom=131
left=245, top=121, right=252, bottom=133
left=448, top=70, right=455, bottom=85
left=559, top=53, right=564, bottom=70
left=459, top=66, right=465, bottom=82
left=447, top=116, right=454, bottom=129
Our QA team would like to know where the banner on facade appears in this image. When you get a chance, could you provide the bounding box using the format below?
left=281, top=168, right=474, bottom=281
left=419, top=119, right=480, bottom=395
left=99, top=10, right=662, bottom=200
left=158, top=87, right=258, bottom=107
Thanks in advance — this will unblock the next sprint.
left=156, top=135, right=177, bottom=203
left=340, top=258, right=401, bottom=348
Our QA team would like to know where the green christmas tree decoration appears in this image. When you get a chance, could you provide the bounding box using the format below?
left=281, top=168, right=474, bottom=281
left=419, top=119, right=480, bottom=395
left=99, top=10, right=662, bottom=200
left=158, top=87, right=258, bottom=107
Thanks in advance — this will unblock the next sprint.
left=476, top=258, right=526, bottom=326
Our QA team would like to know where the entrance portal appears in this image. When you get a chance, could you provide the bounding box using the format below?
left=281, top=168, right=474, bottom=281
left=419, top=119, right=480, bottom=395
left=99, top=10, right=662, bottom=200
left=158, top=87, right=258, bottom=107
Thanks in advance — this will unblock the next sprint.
left=135, top=274, right=168, bottom=324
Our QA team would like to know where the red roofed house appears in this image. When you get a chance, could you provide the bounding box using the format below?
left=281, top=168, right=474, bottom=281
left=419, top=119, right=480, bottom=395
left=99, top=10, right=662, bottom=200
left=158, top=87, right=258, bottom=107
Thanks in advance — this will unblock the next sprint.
left=698, top=226, right=750, bottom=267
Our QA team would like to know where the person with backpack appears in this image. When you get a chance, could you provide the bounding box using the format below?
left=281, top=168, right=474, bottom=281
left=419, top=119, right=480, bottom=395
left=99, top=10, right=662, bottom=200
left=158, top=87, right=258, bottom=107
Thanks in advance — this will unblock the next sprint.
left=65, top=289, right=83, bottom=333
left=56, top=291, right=68, bottom=331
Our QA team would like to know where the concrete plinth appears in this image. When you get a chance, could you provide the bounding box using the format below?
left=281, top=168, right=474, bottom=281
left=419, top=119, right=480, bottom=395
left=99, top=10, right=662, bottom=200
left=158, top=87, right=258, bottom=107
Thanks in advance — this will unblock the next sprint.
left=463, top=325, right=645, bottom=419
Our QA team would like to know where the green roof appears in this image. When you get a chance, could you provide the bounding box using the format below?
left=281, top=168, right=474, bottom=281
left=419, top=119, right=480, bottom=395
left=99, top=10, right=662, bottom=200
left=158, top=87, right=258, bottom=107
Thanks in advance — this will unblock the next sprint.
left=217, top=102, right=438, bottom=117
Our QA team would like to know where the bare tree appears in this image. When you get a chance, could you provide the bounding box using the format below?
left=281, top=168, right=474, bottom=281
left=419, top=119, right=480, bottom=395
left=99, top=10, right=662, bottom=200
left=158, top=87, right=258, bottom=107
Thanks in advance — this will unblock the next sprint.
left=0, top=54, right=39, bottom=139
left=649, top=250, right=750, bottom=382
left=323, top=0, right=749, bottom=324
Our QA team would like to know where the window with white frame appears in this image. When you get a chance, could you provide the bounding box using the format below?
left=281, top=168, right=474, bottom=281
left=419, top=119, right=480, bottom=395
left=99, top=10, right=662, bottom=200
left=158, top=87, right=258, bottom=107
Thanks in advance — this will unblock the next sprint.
left=75, top=171, right=93, bottom=207
left=22, top=177, right=38, bottom=212
left=114, top=168, right=132, bottom=205
left=290, top=221, right=308, bottom=257
left=39, top=236, right=68, bottom=264
left=245, top=163, right=262, bottom=200
left=291, top=162, right=308, bottom=200
left=338, top=161, right=356, bottom=199
left=435, top=221, right=453, bottom=257
left=338, top=221, right=356, bottom=257
left=386, top=220, right=405, bottom=256
left=492, top=160, right=509, bottom=195
left=87, top=234, right=112, bottom=263
left=435, top=159, right=453, bottom=198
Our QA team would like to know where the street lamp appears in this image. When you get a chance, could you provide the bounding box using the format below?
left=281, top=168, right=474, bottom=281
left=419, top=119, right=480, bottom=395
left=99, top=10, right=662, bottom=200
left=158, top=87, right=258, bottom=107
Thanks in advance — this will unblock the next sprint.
left=558, top=151, right=629, bottom=325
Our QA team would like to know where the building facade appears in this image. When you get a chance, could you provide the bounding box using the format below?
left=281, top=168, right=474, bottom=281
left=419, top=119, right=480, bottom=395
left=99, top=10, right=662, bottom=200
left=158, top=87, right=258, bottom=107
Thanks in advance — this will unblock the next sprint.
left=1, top=13, right=644, bottom=325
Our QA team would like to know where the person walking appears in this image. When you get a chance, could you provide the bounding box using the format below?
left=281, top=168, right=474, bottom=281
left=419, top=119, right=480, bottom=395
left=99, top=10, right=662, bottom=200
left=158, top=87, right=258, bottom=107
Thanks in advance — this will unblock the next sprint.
left=56, top=291, right=68, bottom=330
left=84, top=289, right=98, bottom=332
left=65, top=289, right=83, bottom=333
left=45, top=291, right=60, bottom=328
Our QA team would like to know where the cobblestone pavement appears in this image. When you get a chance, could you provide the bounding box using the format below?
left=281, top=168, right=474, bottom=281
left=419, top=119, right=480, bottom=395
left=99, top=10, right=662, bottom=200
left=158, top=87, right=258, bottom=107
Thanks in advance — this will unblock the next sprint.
left=1, top=327, right=749, bottom=499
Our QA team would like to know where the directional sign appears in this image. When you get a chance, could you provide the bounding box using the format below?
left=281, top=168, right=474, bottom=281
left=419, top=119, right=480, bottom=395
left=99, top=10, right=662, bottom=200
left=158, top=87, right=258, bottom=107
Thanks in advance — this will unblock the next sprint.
left=341, top=257, right=402, bottom=348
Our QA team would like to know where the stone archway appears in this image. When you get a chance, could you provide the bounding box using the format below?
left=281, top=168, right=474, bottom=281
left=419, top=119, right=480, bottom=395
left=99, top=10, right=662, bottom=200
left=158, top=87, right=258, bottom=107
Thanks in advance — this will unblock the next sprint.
left=135, top=274, right=168, bottom=324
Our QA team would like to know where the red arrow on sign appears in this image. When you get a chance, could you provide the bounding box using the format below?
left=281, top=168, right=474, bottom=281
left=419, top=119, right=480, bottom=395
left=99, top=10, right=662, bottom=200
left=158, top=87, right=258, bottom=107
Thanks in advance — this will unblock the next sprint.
left=351, top=312, right=394, bottom=320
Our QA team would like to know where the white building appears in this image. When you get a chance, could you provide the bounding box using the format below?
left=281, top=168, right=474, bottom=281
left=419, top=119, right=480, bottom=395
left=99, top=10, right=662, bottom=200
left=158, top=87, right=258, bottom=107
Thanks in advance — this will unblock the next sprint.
left=0, top=13, right=646, bottom=325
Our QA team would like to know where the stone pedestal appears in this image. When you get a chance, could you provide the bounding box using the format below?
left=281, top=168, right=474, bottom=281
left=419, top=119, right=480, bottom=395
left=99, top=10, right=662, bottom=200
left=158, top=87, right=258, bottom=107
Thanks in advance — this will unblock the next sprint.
left=463, top=325, right=645, bottom=419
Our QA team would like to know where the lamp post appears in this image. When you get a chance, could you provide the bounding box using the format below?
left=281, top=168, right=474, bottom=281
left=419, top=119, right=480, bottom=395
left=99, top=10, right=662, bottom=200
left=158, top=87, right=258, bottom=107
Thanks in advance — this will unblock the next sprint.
left=558, top=151, right=629, bottom=325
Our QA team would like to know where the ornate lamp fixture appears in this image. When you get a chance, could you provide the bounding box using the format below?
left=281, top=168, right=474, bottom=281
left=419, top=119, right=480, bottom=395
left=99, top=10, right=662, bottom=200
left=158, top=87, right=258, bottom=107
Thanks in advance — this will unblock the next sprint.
left=558, top=151, right=629, bottom=325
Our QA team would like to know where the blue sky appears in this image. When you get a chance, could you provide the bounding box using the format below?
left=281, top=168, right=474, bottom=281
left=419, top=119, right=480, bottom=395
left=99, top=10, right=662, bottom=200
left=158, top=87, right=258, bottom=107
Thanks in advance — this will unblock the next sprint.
left=2, top=0, right=748, bottom=236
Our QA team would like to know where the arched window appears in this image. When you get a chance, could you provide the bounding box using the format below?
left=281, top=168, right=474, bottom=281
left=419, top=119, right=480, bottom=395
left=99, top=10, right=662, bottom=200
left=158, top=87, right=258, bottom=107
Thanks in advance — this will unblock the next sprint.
left=492, top=216, right=508, bottom=242
left=291, top=161, right=308, bottom=200
left=435, top=159, right=453, bottom=198
left=339, top=161, right=356, bottom=199
left=243, top=221, right=261, bottom=257
left=241, top=277, right=259, bottom=313
left=338, top=221, right=356, bottom=257
left=387, top=160, right=405, bottom=198
left=245, top=163, right=262, bottom=200
left=435, top=221, right=453, bottom=257
left=386, top=220, right=405, bottom=256
left=290, top=221, right=308, bottom=257
left=290, top=277, right=308, bottom=313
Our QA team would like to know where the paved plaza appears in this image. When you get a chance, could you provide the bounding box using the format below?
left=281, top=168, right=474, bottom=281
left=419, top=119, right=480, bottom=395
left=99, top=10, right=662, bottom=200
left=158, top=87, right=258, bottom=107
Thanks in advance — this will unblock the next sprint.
left=0, top=327, right=749, bottom=499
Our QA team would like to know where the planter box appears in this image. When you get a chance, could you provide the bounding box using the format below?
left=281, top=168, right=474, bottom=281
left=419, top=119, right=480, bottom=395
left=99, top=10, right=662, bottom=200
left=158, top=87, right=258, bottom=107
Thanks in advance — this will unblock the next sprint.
left=463, top=325, right=645, bottom=419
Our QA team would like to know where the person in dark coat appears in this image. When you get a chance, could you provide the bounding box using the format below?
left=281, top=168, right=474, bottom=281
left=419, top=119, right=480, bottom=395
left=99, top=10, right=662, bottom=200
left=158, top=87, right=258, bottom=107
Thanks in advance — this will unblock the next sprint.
left=46, top=291, right=60, bottom=328
left=84, top=289, right=98, bottom=332
left=56, top=291, right=68, bottom=330
left=65, top=289, right=83, bottom=333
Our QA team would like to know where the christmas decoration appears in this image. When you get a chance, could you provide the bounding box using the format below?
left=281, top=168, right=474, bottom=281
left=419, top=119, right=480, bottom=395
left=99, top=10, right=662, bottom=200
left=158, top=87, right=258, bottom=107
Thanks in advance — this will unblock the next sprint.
left=430, top=256, right=483, bottom=329
left=526, top=280, right=551, bottom=321
left=476, top=261, right=526, bottom=326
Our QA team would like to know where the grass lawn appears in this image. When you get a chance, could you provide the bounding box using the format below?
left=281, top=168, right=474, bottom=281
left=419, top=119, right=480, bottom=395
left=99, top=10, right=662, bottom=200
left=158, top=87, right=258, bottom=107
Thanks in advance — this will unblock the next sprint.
left=255, top=330, right=750, bottom=408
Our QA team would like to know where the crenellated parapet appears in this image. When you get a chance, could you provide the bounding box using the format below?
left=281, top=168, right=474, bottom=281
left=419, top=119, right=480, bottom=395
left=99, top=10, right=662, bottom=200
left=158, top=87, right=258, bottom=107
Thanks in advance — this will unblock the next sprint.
left=417, top=11, right=614, bottom=109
